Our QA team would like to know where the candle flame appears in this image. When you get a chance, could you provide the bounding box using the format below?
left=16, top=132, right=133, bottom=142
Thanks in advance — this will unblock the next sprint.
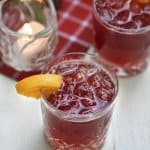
left=22, top=23, right=32, bottom=35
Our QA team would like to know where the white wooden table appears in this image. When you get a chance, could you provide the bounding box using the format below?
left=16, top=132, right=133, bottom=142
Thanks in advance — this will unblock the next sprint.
left=0, top=64, right=150, bottom=150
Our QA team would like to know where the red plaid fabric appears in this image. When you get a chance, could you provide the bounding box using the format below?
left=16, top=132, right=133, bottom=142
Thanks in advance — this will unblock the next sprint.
left=0, top=0, right=94, bottom=80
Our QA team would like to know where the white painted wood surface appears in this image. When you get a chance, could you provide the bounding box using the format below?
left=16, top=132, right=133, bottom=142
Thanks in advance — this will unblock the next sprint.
left=0, top=64, right=150, bottom=150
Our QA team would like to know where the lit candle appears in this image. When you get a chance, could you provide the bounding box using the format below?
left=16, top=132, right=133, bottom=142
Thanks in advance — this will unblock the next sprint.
left=14, top=21, right=48, bottom=60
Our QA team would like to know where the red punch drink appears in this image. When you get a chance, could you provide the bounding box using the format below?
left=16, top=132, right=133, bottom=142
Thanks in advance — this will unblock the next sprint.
left=93, top=0, right=150, bottom=76
left=41, top=53, right=118, bottom=150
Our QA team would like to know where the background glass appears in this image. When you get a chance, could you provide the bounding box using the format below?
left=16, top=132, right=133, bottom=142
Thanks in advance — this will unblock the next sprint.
left=92, top=0, right=150, bottom=77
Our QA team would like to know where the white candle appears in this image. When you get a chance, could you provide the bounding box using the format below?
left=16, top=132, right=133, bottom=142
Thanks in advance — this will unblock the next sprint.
left=15, top=21, right=48, bottom=59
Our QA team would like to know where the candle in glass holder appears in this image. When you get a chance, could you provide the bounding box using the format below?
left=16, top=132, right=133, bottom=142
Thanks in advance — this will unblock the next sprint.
left=0, top=0, right=57, bottom=71
left=15, top=21, right=48, bottom=60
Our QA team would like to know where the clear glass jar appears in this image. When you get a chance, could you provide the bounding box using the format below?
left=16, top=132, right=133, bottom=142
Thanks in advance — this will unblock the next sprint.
left=0, top=0, right=58, bottom=71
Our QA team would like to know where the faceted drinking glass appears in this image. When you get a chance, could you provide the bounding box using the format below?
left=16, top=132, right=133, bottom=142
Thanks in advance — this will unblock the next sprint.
left=40, top=52, right=118, bottom=150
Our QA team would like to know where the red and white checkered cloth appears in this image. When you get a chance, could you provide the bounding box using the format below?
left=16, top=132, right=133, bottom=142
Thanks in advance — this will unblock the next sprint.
left=0, top=0, right=94, bottom=80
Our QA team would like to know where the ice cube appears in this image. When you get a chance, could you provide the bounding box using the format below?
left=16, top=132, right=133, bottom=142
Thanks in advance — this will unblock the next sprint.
left=130, top=1, right=142, bottom=14
left=143, top=4, right=150, bottom=12
left=64, top=76, right=75, bottom=84
left=61, top=66, right=78, bottom=75
left=120, top=21, right=138, bottom=29
left=79, top=108, right=93, bottom=115
left=76, top=72, right=86, bottom=82
left=87, top=67, right=98, bottom=77
left=87, top=75, right=101, bottom=88
left=112, top=0, right=126, bottom=9
left=96, top=86, right=114, bottom=102
left=100, top=8, right=114, bottom=21
left=74, top=82, right=95, bottom=99
left=58, top=104, right=71, bottom=111
left=133, top=15, right=143, bottom=28
left=114, top=10, right=130, bottom=24
left=63, top=84, right=75, bottom=94
left=81, top=98, right=96, bottom=107
left=95, top=0, right=106, bottom=10
left=141, top=13, right=150, bottom=26
left=101, top=77, right=114, bottom=90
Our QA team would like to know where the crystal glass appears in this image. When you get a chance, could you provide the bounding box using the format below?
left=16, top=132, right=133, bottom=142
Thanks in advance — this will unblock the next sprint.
left=0, top=0, right=58, bottom=71
left=40, top=52, right=118, bottom=150
left=92, top=0, right=150, bottom=77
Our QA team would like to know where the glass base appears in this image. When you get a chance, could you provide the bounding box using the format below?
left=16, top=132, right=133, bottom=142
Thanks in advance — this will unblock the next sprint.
left=106, top=60, right=147, bottom=77
left=95, top=54, right=147, bottom=77
left=88, top=47, right=148, bottom=77
left=44, top=132, right=105, bottom=150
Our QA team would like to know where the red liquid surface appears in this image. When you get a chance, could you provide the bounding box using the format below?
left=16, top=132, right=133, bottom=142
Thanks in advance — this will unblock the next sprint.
left=42, top=60, right=116, bottom=149
left=93, top=0, right=150, bottom=75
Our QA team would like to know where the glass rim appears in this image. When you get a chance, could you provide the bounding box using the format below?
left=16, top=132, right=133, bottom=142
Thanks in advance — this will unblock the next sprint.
left=93, top=0, right=150, bottom=35
left=40, top=52, right=119, bottom=122
left=0, top=0, right=56, bottom=38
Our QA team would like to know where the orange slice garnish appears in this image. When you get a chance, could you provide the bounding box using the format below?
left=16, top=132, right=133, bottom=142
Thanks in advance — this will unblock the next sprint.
left=137, top=0, right=150, bottom=4
left=15, top=74, right=62, bottom=99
